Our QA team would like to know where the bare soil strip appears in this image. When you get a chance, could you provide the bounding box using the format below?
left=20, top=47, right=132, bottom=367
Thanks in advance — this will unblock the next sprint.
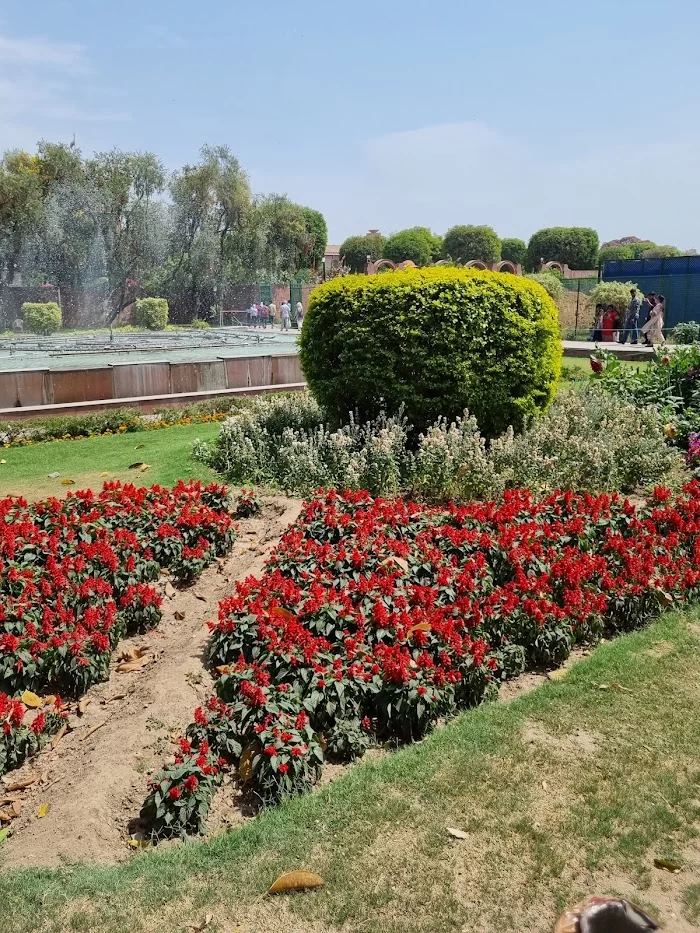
left=0, top=496, right=301, bottom=868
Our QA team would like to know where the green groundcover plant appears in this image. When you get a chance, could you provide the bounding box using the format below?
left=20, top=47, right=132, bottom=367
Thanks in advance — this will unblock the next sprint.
left=299, top=267, right=562, bottom=438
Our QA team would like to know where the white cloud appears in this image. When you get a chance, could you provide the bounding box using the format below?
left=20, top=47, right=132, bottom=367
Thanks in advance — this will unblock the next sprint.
left=0, top=31, right=128, bottom=150
left=279, top=120, right=700, bottom=247
left=0, top=34, right=88, bottom=72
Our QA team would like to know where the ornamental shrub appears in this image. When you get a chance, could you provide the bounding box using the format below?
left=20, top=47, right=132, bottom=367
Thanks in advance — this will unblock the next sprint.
left=525, top=272, right=564, bottom=301
left=500, top=237, right=527, bottom=266
left=673, top=321, right=700, bottom=344
left=443, top=225, right=501, bottom=263
left=598, top=245, right=635, bottom=264
left=526, top=227, right=599, bottom=271
left=339, top=233, right=386, bottom=274
left=135, top=297, right=169, bottom=330
left=299, top=267, right=561, bottom=437
left=22, top=301, right=62, bottom=335
left=589, top=280, right=642, bottom=315
left=383, top=227, right=435, bottom=267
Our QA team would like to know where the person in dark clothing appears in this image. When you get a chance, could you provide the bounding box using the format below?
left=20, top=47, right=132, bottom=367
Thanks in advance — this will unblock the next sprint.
left=619, top=288, right=642, bottom=344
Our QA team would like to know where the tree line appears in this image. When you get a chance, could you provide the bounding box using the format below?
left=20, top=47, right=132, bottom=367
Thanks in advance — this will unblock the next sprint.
left=0, top=141, right=328, bottom=322
left=338, top=226, right=694, bottom=275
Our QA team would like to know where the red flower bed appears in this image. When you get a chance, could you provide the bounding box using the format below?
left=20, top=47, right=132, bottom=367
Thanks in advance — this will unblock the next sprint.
left=142, top=484, right=700, bottom=838
left=0, top=480, right=234, bottom=775
left=0, top=693, right=67, bottom=777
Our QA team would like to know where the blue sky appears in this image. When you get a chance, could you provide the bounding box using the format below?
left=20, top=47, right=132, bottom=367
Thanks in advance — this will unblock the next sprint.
left=1, top=0, right=699, bottom=246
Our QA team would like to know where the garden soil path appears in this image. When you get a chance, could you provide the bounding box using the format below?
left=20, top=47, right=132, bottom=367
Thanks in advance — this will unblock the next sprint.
left=0, top=496, right=302, bottom=869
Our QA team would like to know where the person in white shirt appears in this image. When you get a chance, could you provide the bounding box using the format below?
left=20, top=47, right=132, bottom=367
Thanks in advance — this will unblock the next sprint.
left=280, top=301, right=291, bottom=331
left=296, top=301, right=304, bottom=327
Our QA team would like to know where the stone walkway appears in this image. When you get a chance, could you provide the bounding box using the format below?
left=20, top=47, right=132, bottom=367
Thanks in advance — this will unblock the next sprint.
left=562, top=339, right=660, bottom=360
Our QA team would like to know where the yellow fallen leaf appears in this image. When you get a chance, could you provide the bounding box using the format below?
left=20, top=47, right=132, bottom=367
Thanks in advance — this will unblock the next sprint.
left=21, top=691, right=42, bottom=709
left=100, top=471, right=110, bottom=477
left=0, top=459, right=6, bottom=464
left=60, top=479, right=75, bottom=486
left=128, top=837, right=152, bottom=850
left=238, top=746, right=255, bottom=783
left=548, top=669, right=567, bottom=681
left=37, top=803, right=50, bottom=818
left=139, top=464, right=150, bottom=473
left=268, top=870, right=325, bottom=895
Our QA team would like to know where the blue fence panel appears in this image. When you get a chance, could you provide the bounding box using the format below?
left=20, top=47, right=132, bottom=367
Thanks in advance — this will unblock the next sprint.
left=602, top=257, right=700, bottom=329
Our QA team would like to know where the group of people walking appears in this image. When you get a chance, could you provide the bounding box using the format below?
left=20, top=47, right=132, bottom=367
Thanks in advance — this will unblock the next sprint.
left=246, top=300, right=304, bottom=331
left=591, top=290, right=666, bottom=346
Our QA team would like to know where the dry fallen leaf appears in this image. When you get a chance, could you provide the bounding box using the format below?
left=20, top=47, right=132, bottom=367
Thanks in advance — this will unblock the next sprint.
left=654, top=857, right=682, bottom=873
left=0, top=459, right=6, bottom=465
left=102, top=693, right=126, bottom=704
left=268, top=870, right=325, bottom=895
left=548, top=669, right=568, bottom=682
left=128, top=462, right=145, bottom=470
left=134, top=444, right=145, bottom=450
left=410, top=622, right=431, bottom=634
left=77, top=698, right=90, bottom=716
left=238, top=746, right=255, bottom=783
left=10, top=800, right=21, bottom=818
left=4, top=773, right=39, bottom=792
left=0, top=808, right=14, bottom=822
left=128, top=837, right=152, bottom=850
left=116, top=656, right=154, bottom=674
left=43, top=694, right=58, bottom=708
left=21, top=690, right=42, bottom=709
left=50, top=724, right=68, bottom=750
left=47, top=472, right=60, bottom=479
left=164, top=582, right=176, bottom=599
left=37, top=802, right=50, bottom=818
left=446, top=827, right=469, bottom=840
left=139, top=464, right=150, bottom=473
left=194, top=593, right=207, bottom=602
left=542, top=781, right=549, bottom=790
left=100, top=471, right=110, bottom=477
left=174, top=610, right=186, bottom=621
left=60, top=479, right=75, bottom=486
left=271, top=607, right=295, bottom=621
left=189, top=914, right=214, bottom=933
left=118, top=645, right=150, bottom=662
left=381, top=555, right=409, bottom=572
left=80, top=722, right=107, bottom=742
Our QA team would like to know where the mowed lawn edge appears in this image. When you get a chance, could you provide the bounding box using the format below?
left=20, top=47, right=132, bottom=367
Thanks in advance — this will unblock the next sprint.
left=0, top=421, right=222, bottom=499
left=2, top=610, right=699, bottom=933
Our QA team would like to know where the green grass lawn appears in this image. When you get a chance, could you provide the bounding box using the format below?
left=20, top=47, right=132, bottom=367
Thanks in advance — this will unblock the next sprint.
left=0, top=422, right=221, bottom=500
left=2, top=610, right=699, bottom=933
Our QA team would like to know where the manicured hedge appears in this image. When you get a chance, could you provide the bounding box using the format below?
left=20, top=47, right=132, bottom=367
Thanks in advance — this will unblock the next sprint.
left=526, top=227, right=599, bottom=271
left=135, top=297, right=169, bottom=330
left=22, top=302, right=62, bottom=335
left=299, top=267, right=561, bottom=437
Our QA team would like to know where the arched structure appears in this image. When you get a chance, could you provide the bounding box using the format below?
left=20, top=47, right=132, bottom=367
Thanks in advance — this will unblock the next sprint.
left=542, top=261, right=565, bottom=274
left=465, top=260, right=489, bottom=270
left=495, top=260, right=518, bottom=274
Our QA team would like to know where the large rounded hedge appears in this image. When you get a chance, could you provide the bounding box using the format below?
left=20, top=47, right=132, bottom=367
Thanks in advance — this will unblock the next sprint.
left=299, top=267, right=561, bottom=437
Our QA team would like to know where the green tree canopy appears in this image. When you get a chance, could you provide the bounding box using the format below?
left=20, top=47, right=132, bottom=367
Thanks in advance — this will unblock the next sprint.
left=500, top=237, right=527, bottom=266
left=383, top=227, right=436, bottom=266
left=339, top=233, right=386, bottom=273
left=526, top=227, right=599, bottom=271
left=443, top=225, right=501, bottom=264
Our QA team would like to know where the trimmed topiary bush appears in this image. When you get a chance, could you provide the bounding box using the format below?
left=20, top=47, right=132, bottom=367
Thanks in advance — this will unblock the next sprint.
left=443, top=225, right=501, bottom=264
left=339, top=233, right=385, bottom=274
left=526, top=227, right=599, bottom=271
left=383, top=227, right=435, bottom=267
left=299, top=267, right=561, bottom=437
left=22, top=302, right=62, bottom=335
left=501, top=237, right=527, bottom=266
left=525, top=272, right=564, bottom=301
left=135, top=297, right=169, bottom=330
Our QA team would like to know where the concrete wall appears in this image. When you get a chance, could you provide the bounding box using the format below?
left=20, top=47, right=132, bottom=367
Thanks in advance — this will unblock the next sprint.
left=0, top=353, right=303, bottom=411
